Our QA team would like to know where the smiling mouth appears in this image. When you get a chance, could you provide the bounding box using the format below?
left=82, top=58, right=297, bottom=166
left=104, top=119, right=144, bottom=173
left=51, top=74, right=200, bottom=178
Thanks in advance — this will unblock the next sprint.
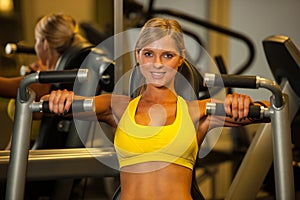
left=151, top=72, right=165, bottom=79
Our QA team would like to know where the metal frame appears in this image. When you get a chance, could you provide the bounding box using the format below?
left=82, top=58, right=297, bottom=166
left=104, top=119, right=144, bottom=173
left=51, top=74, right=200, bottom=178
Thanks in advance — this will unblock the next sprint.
left=4, top=69, right=118, bottom=200
left=2, top=2, right=297, bottom=197
left=3, top=73, right=297, bottom=200
left=0, top=148, right=119, bottom=181
left=204, top=73, right=295, bottom=200
left=226, top=79, right=299, bottom=200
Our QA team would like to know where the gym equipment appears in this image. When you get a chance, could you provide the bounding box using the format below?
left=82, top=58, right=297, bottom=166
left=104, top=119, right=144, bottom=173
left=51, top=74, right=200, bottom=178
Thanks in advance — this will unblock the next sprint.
left=6, top=34, right=298, bottom=199
left=5, top=69, right=86, bottom=199
left=225, top=35, right=300, bottom=199
left=5, top=43, right=36, bottom=55
left=4, top=41, right=114, bottom=149
left=202, top=34, right=300, bottom=199
left=204, top=72, right=294, bottom=200
left=0, top=148, right=118, bottom=181
left=4, top=69, right=118, bottom=200
left=3, top=41, right=116, bottom=199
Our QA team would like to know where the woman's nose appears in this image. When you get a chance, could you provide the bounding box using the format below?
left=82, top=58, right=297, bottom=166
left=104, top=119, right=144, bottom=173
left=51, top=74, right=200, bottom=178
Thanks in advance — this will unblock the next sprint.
left=153, top=57, right=163, bottom=68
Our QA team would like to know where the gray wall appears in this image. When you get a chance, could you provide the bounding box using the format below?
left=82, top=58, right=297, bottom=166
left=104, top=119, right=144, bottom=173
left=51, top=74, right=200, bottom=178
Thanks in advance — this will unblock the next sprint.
left=229, top=0, right=300, bottom=100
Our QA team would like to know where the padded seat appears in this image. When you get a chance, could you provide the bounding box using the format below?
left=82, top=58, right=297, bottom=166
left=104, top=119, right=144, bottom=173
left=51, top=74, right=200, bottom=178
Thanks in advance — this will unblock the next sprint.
left=129, top=59, right=208, bottom=100
left=262, top=35, right=300, bottom=98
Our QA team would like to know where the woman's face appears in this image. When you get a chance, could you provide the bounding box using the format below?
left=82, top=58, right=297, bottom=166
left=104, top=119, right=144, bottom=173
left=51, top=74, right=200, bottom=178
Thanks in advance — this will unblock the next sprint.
left=34, top=35, right=48, bottom=66
left=136, top=36, right=184, bottom=88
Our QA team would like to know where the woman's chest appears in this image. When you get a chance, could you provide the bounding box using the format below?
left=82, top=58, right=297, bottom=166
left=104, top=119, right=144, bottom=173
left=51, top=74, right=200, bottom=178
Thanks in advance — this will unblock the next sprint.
left=134, top=102, right=177, bottom=126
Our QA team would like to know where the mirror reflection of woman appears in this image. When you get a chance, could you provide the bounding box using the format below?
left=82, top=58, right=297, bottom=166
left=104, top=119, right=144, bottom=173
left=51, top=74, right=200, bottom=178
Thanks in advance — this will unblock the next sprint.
left=2, top=13, right=90, bottom=150
left=0, top=13, right=88, bottom=100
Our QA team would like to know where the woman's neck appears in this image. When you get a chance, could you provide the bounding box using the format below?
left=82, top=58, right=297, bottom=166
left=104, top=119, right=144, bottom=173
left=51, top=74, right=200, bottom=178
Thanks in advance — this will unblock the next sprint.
left=47, top=50, right=60, bottom=70
left=142, top=85, right=177, bottom=104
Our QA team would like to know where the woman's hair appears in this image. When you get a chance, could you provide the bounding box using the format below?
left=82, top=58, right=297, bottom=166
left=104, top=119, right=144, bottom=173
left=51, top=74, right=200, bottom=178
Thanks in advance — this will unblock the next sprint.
left=132, top=17, right=186, bottom=97
left=35, top=13, right=87, bottom=54
left=135, top=17, right=185, bottom=55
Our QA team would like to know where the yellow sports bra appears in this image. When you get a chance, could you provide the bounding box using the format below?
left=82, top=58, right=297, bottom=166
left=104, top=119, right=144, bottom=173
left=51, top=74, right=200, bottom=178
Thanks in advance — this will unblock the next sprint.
left=114, top=95, right=198, bottom=170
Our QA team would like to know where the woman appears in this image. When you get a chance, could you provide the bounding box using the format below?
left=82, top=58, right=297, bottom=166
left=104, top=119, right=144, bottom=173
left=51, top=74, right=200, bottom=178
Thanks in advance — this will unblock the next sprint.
left=46, top=17, right=269, bottom=200
left=0, top=12, right=90, bottom=100
left=2, top=13, right=93, bottom=149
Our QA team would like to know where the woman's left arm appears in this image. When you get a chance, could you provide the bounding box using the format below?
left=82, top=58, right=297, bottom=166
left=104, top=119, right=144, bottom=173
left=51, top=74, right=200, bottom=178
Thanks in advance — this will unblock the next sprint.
left=192, top=93, right=270, bottom=144
left=195, top=93, right=270, bottom=129
left=221, top=93, right=270, bottom=126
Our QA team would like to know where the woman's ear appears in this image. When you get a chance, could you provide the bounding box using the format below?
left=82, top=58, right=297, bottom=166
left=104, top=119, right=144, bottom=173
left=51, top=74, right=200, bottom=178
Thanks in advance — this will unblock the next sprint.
left=135, top=48, right=140, bottom=63
left=43, top=39, right=49, bottom=51
left=179, top=49, right=186, bottom=66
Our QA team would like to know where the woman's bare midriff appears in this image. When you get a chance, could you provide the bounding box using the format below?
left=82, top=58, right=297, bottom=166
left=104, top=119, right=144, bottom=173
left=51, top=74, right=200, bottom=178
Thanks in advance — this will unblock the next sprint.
left=119, top=162, right=193, bottom=200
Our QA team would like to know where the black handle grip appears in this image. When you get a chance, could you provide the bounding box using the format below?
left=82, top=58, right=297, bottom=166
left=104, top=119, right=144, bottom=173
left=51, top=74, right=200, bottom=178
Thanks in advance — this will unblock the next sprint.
left=5, top=43, right=36, bottom=54
left=204, top=73, right=258, bottom=88
left=38, top=69, right=88, bottom=83
left=206, top=102, right=264, bottom=119
left=39, top=99, right=94, bottom=113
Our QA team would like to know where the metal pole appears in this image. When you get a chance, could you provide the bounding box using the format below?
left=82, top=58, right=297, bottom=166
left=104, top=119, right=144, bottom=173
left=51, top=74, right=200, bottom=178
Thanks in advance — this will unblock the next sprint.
left=225, top=123, right=273, bottom=200
left=226, top=80, right=298, bottom=200
left=271, top=94, right=295, bottom=200
left=5, top=90, right=35, bottom=200
left=114, top=0, right=123, bottom=83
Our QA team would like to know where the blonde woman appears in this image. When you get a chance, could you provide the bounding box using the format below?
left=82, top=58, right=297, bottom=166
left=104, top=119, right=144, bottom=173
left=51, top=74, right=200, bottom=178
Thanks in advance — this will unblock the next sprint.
left=0, top=12, right=90, bottom=100
left=47, top=17, right=269, bottom=200
left=2, top=13, right=93, bottom=149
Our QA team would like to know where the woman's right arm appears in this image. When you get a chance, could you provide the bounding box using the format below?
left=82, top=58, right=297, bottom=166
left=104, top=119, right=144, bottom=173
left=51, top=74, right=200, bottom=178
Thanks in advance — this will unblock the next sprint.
left=0, top=77, right=23, bottom=98
left=47, top=89, right=113, bottom=116
left=45, top=89, right=129, bottom=127
left=0, top=76, right=51, bottom=101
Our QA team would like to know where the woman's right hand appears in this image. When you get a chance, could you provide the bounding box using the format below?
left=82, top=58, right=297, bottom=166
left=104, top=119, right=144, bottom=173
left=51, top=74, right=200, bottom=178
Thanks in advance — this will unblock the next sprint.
left=30, top=60, right=48, bottom=72
left=46, top=89, right=74, bottom=114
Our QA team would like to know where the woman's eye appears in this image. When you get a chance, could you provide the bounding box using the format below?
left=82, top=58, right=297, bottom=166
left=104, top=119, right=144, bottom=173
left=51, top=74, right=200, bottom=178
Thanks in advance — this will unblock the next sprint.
left=164, top=53, right=174, bottom=58
left=144, top=52, right=152, bottom=57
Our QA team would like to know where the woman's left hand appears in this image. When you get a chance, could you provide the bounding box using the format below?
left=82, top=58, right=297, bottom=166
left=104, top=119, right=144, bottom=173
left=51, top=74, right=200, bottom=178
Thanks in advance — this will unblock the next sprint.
left=224, top=93, right=253, bottom=121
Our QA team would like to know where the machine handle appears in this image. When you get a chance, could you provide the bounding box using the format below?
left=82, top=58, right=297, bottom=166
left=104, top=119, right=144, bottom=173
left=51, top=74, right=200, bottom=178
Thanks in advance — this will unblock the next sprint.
left=5, top=43, right=36, bottom=54
left=31, top=99, right=94, bottom=113
left=38, top=69, right=89, bottom=83
left=204, top=73, right=258, bottom=88
left=205, top=102, right=268, bottom=119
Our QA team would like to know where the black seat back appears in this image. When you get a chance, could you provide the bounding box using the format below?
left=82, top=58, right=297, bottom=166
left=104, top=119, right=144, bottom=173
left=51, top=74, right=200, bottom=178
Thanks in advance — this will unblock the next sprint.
left=262, top=35, right=300, bottom=98
left=129, top=59, right=208, bottom=100
left=51, top=42, right=95, bottom=91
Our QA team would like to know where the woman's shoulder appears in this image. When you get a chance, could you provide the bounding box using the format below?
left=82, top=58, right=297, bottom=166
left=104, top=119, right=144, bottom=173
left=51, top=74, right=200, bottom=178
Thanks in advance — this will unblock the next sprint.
left=185, top=98, right=211, bottom=122
left=185, top=98, right=210, bottom=109
left=96, top=93, right=130, bottom=106
left=107, top=94, right=131, bottom=120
